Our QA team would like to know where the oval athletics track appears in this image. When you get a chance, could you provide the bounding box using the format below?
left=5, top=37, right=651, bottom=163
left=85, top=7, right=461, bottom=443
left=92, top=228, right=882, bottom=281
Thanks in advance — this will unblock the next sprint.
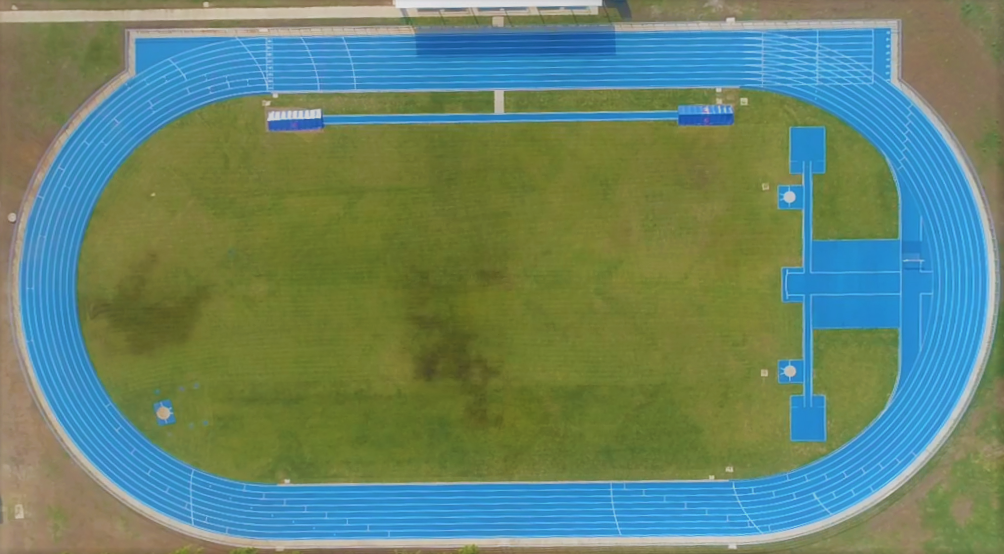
left=10, top=23, right=1000, bottom=549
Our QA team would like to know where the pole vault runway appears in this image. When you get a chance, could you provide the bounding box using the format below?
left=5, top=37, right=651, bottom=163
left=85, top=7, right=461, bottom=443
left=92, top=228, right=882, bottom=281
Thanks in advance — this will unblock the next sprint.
left=9, top=21, right=999, bottom=549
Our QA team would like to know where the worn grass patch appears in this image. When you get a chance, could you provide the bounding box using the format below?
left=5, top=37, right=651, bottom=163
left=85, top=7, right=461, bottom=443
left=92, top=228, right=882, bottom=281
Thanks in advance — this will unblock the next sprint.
left=977, top=123, right=1004, bottom=168
left=46, top=504, right=68, bottom=543
left=79, top=90, right=898, bottom=483
left=956, top=0, right=1004, bottom=62
left=0, top=22, right=123, bottom=195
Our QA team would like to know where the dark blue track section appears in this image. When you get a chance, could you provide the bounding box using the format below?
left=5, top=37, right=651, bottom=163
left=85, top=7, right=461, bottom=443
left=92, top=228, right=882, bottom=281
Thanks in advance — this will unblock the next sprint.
left=413, top=28, right=617, bottom=57
left=18, top=27, right=992, bottom=543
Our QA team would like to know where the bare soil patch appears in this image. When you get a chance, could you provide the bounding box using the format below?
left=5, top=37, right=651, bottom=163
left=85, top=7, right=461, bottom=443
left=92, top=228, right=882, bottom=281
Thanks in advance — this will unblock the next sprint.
left=951, top=496, right=975, bottom=527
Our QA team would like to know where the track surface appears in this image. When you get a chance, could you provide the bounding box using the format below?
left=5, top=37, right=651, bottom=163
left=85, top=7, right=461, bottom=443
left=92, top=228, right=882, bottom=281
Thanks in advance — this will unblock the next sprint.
left=320, top=110, right=679, bottom=125
left=12, top=25, right=998, bottom=547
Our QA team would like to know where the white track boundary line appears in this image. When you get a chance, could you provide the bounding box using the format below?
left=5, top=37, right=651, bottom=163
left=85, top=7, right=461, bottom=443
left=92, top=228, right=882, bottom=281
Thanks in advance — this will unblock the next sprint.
left=234, top=37, right=267, bottom=86
left=733, top=481, right=763, bottom=534
left=189, top=469, right=196, bottom=525
left=168, top=58, right=187, bottom=81
left=609, top=483, right=622, bottom=535
left=300, top=37, right=322, bottom=91
left=341, top=36, right=358, bottom=91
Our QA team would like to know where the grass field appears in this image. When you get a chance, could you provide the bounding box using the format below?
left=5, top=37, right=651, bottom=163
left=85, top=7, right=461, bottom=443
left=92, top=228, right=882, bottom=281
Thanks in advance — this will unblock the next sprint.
left=77, top=89, right=899, bottom=484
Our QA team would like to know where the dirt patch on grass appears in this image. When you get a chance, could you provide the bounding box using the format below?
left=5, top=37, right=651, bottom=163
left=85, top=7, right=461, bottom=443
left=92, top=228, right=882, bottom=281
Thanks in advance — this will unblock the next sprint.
left=860, top=464, right=943, bottom=552
left=83, top=251, right=213, bottom=356
left=952, top=496, right=976, bottom=527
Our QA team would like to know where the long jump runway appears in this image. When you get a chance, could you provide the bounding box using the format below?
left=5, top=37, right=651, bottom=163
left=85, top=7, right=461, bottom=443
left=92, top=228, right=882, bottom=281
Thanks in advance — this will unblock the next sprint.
left=11, top=23, right=999, bottom=548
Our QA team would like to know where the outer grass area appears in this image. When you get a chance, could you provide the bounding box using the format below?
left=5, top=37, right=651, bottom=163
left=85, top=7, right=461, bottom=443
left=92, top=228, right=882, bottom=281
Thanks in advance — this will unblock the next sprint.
left=952, top=0, right=1004, bottom=62
left=0, top=22, right=122, bottom=193
left=78, top=90, right=898, bottom=484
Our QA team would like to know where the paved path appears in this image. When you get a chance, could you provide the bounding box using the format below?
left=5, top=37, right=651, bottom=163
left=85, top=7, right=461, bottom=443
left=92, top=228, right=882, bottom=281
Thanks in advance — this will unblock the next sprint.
left=0, top=6, right=405, bottom=23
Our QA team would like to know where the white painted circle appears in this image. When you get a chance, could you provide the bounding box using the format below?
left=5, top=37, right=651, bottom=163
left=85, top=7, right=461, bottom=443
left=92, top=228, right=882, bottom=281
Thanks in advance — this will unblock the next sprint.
left=783, top=190, right=797, bottom=204
left=150, top=192, right=156, bottom=197
left=784, top=365, right=797, bottom=378
left=7, top=213, right=16, bottom=223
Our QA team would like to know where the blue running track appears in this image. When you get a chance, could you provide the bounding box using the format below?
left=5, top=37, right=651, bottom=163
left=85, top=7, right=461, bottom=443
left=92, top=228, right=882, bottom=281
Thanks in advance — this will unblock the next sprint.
left=321, top=110, right=678, bottom=126
left=12, top=25, right=999, bottom=548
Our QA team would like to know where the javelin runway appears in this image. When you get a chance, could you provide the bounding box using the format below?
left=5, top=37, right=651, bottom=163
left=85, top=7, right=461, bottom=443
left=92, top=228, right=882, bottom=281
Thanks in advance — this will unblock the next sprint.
left=11, top=23, right=999, bottom=548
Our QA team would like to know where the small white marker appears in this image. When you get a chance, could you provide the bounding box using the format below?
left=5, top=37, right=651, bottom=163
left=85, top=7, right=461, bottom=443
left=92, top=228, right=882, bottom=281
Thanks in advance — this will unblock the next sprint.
left=150, top=192, right=156, bottom=197
left=14, top=504, right=24, bottom=520
left=494, top=90, right=505, bottom=114
left=726, top=17, right=736, bottom=24
left=7, top=213, right=16, bottom=223
left=740, top=97, right=749, bottom=106
left=716, top=98, right=723, bottom=105
left=760, top=369, right=769, bottom=377
left=761, top=183, right=770, bottom=191
left=726, top=466, right=734, bottom=473
left=709, top=475, right=715, bottom=480
left=716, top=87, right=723, bottom=93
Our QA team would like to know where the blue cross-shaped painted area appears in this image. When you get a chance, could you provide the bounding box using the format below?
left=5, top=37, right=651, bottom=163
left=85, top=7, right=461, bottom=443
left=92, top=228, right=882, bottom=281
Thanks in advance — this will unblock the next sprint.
left=776, top=127, right=933, bottom=442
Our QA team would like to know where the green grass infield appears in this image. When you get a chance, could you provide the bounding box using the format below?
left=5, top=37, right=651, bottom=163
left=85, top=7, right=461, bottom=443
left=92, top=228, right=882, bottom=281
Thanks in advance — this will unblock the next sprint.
left=77, top=89, right=899, bottom=484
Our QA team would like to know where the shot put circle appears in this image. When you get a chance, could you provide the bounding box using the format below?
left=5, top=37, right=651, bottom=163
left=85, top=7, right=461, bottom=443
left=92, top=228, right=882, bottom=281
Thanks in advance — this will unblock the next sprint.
left=784, top=365, right=797, bottom=378
left=156, top=406, right=172, bottom=420
left=783, top=190, right=797, bottom=204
